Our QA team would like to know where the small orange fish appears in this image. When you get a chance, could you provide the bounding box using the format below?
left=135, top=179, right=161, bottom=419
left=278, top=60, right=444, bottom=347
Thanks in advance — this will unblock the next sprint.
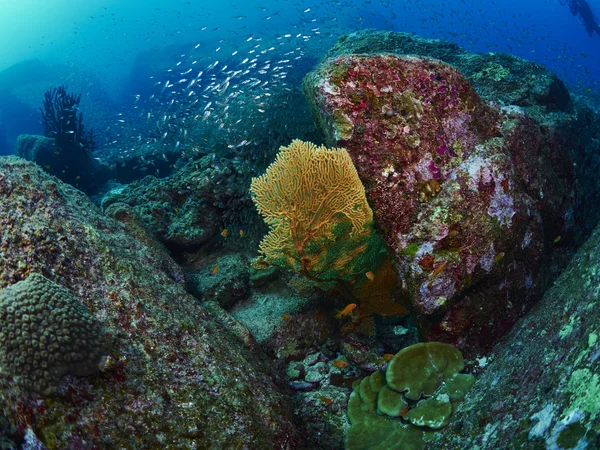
left=239, top=229, right=244, bottom=237
left=319, top=396, right=334, bottom=406
left=365, top=271, right=375, bottom=281
left=430, top=262, right=446, bottom=279
left=399, top=407, right=410, bottom=417
left=313, top=312, right=323, bottom=320
left=332, top=360, right=348, bottom=369
left=211, top=264, right=219, bottom=275
left=553, top=235, right=561, bottom=244
left=382, top=353, right=394, bottom=362
left=494, top=252, right=505, bottom=263
left=221, top=229, right=229, bottom=238
left=335, top=303, right=357, bottom=319
left=281, top=313, right=291, bottom=320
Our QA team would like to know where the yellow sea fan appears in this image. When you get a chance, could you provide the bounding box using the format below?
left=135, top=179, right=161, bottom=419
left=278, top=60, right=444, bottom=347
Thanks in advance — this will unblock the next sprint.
left=250, top=139, right=374, bottom=282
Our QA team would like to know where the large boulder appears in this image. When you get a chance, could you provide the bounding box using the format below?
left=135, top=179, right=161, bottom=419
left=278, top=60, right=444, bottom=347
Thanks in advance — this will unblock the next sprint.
left=0, top=156, right=303, bottom=448
left=426, top=217, right=600, bottom=448
left=303, top=31, right=600, bottom=355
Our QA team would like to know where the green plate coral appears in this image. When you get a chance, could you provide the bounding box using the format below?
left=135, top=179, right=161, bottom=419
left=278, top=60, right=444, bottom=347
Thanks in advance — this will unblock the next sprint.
left=346, top=342, right=474, bottom=450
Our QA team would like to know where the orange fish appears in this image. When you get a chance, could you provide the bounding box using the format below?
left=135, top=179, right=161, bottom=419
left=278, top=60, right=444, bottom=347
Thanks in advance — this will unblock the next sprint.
left=281, top=313, right=291, bottom=320
left=365, top=271, right=375, bottom=281
left=211, top=264, right=219, bottom=275
left=382, top=353, right=395, bottom=362
left=332, top=360, right=348, bottom=369
left=430, top=262, right=446, bottom=279
left=239, top=229, right=244, bottom=237
left=335, top=303, right=357, bottom=319
left=221, top=229, right=229, bottom=238
left=319, top=396, right=334, bottom=406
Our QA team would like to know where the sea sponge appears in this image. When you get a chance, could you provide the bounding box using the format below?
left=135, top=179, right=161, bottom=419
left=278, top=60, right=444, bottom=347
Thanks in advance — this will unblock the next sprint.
left=0, top=273, right=110, bottom=394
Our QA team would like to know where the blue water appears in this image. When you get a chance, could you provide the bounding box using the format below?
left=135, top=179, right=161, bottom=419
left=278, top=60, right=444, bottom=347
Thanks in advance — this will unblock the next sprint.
left=0, top=0, right=598, bottom=155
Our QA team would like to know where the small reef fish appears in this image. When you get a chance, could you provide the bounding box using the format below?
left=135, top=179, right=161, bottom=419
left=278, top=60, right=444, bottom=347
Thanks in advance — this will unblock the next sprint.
left=211, top=264, right=219, bottom=275
left=382, top=354, right=395, bottom=362
left=365, top=271, right=375, bottom=281
left=220, top=229, right=228, bottom=238
left=332, top=360, right=348, bottom=369
left=430, top=262, right=446, bottom=279
left=335, top=303, right=357, bottom=319
left=239, top=230, right=244, bottom=237
left=281, top=313, right=291, bottom=320
left=319, top=396, right=334, bottom=406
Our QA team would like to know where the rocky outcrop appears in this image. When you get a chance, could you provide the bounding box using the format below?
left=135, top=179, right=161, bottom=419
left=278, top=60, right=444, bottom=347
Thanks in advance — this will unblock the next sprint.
left=303, top=30, right=600, bottom=355
left=0, top=156, right=302, bottom=448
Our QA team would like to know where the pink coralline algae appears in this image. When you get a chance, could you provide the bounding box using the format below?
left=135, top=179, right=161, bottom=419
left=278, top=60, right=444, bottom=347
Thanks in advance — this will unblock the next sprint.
left=304, top=54, right=576, bottom=355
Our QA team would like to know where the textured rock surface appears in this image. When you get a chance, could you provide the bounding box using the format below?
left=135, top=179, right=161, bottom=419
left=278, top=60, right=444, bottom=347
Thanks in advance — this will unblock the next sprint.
left=102, top=154, right=251, bottom=247
left=184, top=252, right=250, bottom=309
left=304, top=31, right=600, bottom=355
left=427, top=218, right=600, bottom=449
left=0, top=156, right=302, bottom=448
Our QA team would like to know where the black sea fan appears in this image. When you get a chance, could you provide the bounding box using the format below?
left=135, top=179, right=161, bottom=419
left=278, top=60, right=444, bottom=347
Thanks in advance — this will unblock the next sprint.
left=40, top=85, right=96, bottom=155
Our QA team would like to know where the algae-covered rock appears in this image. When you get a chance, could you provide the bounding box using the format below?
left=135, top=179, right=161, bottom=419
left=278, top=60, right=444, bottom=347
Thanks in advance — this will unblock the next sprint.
left=0, top=156, right=303, bottom=448
left=305, top=30, right=600, bottom=356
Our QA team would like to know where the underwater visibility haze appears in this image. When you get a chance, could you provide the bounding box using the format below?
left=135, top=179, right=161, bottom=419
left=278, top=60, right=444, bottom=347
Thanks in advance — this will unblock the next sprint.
left=0, top=0, right=599, bottom=448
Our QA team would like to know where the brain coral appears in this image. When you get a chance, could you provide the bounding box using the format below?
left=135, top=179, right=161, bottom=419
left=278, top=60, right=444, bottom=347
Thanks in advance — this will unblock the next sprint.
left=0, top=273, right=110, bottom=394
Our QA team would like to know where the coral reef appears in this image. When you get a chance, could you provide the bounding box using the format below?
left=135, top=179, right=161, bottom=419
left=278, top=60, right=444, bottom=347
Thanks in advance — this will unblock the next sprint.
left=39, top=85, right=96, bottom=154
left=20, top=85, right=112, bottom=192
left=0, top=273, right=110, bottom=394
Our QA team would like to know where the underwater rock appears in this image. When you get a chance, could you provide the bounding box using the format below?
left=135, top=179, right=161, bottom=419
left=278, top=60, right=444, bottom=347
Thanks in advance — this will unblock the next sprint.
left=0, top=156, right=303, bottom=448
left=230, top=277, right=317, bottom=353
left=102, top=154, right=251, bottom=247
left=304, top=33, right=600, bottom=356
left=426, top=218, right=600, bottom=448
left=15, top=134, right=111, bottom=193
left=322, top=30, right=571, bottom=113
left=103, top=201, right=185, bottom=284
left=184, top=252, right=250, bottom=309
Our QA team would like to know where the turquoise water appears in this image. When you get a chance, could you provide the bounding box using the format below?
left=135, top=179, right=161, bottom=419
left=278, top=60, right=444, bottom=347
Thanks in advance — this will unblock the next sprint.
left=1, top=0, right=599, bottom=156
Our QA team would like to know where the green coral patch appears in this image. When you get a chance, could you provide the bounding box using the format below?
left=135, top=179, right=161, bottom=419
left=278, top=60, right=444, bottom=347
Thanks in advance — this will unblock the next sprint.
left=406, top=396, right=453, bottom=429
left=345, top=342, right=473, bottom=450
left=386, top=342, right=465, bottom=400
left=369, top=370, right=385, bottom=394
left=377, top=385, right=408, bottom=417
left=359, top=376, right=379, bottom=404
